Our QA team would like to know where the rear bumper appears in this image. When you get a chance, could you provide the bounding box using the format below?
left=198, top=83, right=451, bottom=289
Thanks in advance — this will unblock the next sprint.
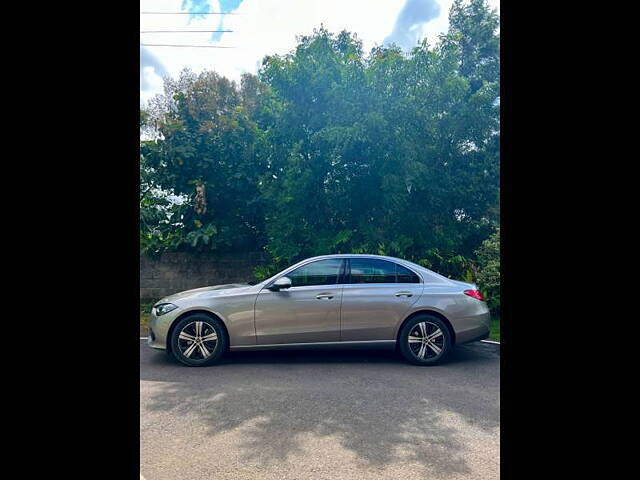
left=457, top=325, right=490, bottom=344
left=454, top=311, right=491, bottom=344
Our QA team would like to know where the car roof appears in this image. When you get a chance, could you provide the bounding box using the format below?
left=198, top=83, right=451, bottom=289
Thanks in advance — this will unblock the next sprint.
left=304, top=253, right=413, bottom=261
left=300, top=254, right=426, bottom=273
left=261, top=253, right=454, bottom=286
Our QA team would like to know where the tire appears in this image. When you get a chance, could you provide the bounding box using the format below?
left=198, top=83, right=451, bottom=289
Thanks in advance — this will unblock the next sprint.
left=398, top=314, right=452, bottom=365
left=170, top=313, right=228, bottom=366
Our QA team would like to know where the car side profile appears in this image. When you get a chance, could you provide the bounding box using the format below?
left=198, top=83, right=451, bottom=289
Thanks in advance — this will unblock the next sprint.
left=147, top=254, right=490, bottom=366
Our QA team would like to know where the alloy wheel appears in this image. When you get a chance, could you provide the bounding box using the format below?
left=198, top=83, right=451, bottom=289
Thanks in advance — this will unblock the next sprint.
left=408, top=321, right=445, bottom=360
left=177, top=320, right=218, bottom=360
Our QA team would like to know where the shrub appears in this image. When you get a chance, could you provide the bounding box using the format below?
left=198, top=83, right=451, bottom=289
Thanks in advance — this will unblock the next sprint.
left=475, top=227, right=500, bottom=315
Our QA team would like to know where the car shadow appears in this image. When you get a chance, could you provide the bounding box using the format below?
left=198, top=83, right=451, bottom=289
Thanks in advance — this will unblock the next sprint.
left=145, top=342, right=497, bottom=368
left=141, top=342, right=499, bottom=476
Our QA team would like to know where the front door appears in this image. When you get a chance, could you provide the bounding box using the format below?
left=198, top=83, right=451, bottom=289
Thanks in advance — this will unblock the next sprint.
left=254, top=258, right=346, bottom=345
left=340, top=258, right=424, bottom=341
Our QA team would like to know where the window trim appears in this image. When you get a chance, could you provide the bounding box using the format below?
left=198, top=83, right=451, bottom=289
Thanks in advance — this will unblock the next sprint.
left=345, top=258, right=423, bottom=285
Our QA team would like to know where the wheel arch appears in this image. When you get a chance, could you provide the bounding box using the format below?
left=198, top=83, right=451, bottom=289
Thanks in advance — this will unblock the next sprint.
left=165, top=309, right=230, bottom=353
left=396, top=309, right=456, bottom=346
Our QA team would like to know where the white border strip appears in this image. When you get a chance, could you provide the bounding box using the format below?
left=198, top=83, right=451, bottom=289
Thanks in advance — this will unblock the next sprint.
left=140, top=337, right=148, bottom=340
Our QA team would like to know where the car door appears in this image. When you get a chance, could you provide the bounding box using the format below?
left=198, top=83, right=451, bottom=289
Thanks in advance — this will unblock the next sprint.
left=339, top=258, right=424, bottom=341
left=254, top=258, right=346, bottom=345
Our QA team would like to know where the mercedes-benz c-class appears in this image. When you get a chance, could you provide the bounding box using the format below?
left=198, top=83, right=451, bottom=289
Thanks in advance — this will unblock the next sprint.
left=147, top=254, right=490, bottom=366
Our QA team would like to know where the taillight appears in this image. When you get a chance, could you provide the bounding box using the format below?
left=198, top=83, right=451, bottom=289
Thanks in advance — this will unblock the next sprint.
left=464, top=289, right=485, bottom=301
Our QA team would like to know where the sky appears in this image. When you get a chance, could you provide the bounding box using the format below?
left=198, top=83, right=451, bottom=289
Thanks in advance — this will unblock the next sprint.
left=140, top=0, right=500, bottom=105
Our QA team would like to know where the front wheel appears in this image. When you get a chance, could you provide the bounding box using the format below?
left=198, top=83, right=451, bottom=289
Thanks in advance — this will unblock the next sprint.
left=398, top=314, right=452, bottom=365
left=170, top=313, right=228, bottom=366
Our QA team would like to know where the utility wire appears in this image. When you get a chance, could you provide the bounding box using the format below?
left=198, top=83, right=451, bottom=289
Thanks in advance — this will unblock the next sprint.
left=141, top=44, right=235, bottom=48
left=140, top=30, right=234, bottom=33
left=140, top=11, right=233, bottom=14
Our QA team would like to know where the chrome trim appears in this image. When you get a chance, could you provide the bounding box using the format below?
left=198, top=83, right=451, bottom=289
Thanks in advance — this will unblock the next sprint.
left=230, top=340, right=396, bottom=350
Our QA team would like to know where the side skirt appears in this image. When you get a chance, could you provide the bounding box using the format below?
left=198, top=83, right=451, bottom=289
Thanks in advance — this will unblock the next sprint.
left=230, top=340, right=396, bottom=351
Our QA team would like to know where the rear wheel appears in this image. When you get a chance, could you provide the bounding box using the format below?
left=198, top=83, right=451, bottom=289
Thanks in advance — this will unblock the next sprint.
left=398, top=314, right=452, bottom=365
left=170, top=313, right=228, bottom=366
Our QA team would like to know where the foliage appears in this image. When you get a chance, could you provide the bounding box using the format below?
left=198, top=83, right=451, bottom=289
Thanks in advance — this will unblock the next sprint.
left=257, top=0, right=499, bottom=270
left=140, top=0, right=500, bottom=289
left=416, top=249, right=477, bottom=282
left=253, top=264, right=280, bottom=282
left=489, top=315, right=500, bottom=341
left=141, top=70, right=269, bottom=254
left=140, top=149, right=189, bottom=255
left=475, top=227, right=500, bottom=314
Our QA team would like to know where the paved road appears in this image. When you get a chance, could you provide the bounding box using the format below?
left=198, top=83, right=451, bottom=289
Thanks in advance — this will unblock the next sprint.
left=140, top=340, right=499, bottom=480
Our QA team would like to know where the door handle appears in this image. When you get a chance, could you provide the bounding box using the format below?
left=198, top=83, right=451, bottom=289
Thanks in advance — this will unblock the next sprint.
left=316, top=293, right=334, bottom=299
left=395, top=291, right=413, bottom=297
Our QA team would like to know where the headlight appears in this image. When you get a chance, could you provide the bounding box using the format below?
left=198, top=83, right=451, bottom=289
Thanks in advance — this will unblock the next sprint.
left=154, top=303, right=178, bottom=316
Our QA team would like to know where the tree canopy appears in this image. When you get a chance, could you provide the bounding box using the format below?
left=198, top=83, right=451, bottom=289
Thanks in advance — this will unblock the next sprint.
left=140, top=0, right=500, bottom=297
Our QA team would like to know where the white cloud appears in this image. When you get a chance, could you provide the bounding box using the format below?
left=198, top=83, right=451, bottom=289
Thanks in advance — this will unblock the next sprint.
left=384, top=0, right=441, bottom=50
left=420, top=0, right=500, bottom=46
left=140, top=0, right=500, bottom=105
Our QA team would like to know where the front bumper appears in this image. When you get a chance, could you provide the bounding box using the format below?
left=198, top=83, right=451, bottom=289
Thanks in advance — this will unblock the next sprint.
left=147, top=307, right=181, bottom=350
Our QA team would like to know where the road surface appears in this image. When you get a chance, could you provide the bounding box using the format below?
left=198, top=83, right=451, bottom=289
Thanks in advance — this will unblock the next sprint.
left=140, top=340, right=499, bottom=479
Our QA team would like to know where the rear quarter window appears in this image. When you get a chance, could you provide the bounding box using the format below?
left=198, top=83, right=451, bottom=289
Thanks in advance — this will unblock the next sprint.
left=349, top=258, right=421, bottom=284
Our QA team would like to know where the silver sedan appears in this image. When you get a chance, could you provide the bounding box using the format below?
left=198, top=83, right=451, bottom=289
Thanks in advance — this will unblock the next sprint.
left=147, top=254, right=491, bottom=366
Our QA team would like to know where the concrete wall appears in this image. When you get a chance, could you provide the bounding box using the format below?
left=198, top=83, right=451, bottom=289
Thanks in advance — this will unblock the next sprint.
left=140, top=252, right=266, bottom=301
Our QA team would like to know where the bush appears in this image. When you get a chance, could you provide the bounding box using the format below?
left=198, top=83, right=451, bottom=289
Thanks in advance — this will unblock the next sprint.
left=475, top=227, right=500, bottom=315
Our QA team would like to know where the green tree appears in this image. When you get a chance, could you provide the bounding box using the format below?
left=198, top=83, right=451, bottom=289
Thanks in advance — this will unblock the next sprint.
left=449, top=0, right=500, bottom=93
left=257, top=0, right=499, bottom=272
left=139, top=0, right=500, bottom=289
left=141, top=70, right=268, bottom=253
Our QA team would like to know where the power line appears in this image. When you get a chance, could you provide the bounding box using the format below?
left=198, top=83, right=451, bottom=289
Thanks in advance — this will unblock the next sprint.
left=141, top=44, right=235, bottom=48
left=140, top=11, right=239, bottom=15
left=140, top=30, right=234, bottom=33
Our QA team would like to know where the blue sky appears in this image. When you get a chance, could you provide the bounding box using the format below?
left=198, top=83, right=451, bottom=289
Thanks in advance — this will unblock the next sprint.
left=141, top=0, right=500, bottom=104
left=182, top=0, right=243, bottom=41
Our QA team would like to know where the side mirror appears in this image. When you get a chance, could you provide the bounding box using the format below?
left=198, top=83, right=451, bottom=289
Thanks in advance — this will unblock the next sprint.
left=269, top=276, right=292, bottom=291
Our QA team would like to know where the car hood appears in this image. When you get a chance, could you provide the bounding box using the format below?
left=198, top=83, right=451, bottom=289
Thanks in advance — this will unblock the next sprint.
left=159, top=283, right=256, bottom=303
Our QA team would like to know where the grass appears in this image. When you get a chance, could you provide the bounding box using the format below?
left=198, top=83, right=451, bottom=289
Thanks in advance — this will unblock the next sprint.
left=489, top=316, right=500, bottom=342
left=140, top=300, right=155, bottom=336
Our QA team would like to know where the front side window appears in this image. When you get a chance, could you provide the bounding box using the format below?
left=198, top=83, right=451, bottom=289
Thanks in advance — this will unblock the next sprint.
left=349, top=258, right=421, bottom=284
left=286, top=259, right=344, bottom=287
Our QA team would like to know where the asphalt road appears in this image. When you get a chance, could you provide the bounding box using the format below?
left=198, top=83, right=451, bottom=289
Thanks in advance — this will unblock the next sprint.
left=140, top=340, right=500, bottom=480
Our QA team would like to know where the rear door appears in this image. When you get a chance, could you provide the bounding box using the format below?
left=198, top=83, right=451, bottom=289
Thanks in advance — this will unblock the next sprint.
left=339, top=258, right=424, bottom=341
left=254, top=258, right=346, bottom=344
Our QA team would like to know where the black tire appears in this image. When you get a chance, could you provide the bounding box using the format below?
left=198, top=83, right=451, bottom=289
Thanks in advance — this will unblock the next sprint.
left=398, top=314, right=452, bottom=365
left=170, top=313, right=228, bottom=367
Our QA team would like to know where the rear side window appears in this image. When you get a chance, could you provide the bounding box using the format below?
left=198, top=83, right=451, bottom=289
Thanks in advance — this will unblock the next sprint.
left=349, top=259, right=421, bottom=284
left=287, top=259, right=344, bottom=287
left=397, top=264, right=421, bottom=283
